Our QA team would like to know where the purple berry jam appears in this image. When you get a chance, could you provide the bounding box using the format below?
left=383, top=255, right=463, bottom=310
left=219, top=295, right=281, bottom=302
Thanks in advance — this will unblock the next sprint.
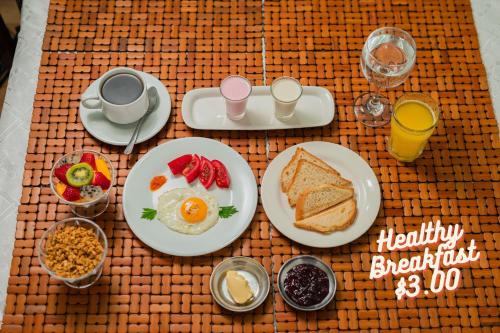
left=283, top=263, right=330, bottom=307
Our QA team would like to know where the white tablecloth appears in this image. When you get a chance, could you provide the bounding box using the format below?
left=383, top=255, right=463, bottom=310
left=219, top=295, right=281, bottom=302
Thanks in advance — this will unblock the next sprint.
left=0, top=0, right=498, bottom=323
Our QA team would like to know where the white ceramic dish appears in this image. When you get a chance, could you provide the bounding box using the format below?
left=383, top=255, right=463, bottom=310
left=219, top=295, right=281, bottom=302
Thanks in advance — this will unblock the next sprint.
left=79, top=69, right=171, bottom=146
left=182, top=86, right=334, bottom=130
left=123, top=137, right=258, bottom=256
left=261, top=141, right=381, bottom=248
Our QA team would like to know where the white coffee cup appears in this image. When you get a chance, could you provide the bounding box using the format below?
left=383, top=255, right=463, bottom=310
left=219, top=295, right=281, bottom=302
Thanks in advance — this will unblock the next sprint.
left=81, top=67, right=149, bottom=124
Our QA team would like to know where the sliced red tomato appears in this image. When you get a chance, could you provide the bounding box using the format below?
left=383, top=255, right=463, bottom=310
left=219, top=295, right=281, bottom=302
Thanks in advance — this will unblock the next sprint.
left=211, top=159, right=230, bottom=188
left=182, top=154, right=200, bottom=183
left=168, top=154, right=192, bottom=175
left=199, top=157, right=215, bottom=189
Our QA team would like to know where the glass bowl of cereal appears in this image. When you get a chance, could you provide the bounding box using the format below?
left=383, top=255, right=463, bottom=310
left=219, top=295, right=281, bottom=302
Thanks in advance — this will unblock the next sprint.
left=50, top=150, right=115, bottom=218
left=38, top=218, right=108, bottom=288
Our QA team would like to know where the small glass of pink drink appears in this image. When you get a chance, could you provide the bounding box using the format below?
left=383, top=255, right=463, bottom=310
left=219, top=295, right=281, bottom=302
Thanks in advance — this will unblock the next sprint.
left=220, top=75, right=252, bottom=120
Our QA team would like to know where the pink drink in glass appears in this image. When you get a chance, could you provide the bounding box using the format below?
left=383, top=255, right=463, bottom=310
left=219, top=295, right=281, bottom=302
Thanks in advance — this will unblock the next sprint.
left=220, top=75, right=252, bottom=120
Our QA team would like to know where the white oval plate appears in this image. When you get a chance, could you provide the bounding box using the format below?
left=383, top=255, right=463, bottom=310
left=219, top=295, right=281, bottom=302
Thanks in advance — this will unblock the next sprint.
left=123, top=137, right=258, bottom=256
left=261, top=141, right=381, bottom=248
left=182, top=86, right=334, bottom=130
left=79, top=69, right=171, bottom=146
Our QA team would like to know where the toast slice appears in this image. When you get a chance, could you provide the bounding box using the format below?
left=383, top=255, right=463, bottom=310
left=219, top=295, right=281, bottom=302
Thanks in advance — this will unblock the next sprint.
left=286, top=160, right=351, bottom=206
left=295, top=184, right=354, bottom=220
left=294, top=198, right=357, bottom=234
left=280, top=147, right=339, bottom=192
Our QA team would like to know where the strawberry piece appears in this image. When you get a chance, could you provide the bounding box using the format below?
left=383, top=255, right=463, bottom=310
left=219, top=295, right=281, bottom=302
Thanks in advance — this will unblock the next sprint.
left=92, top=172, right=111, bottom=190
left=54, top=163, right=73, bottom=185
left=80, top=153, right=97, bottom=170
left=62, top=186, right=81, bottom=201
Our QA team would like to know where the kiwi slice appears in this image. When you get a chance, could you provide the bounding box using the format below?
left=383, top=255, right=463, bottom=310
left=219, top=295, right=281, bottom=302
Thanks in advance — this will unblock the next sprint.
left=66, top=163, right=94, bottom=187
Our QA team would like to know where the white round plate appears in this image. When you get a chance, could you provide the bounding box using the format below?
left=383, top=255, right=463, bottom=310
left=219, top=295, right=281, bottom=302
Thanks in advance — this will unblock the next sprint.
left=123, top=137, right=258, bottom=256
left=261, top=141, right=381, bottom=248
left=79, top=69, right=171, bottom=146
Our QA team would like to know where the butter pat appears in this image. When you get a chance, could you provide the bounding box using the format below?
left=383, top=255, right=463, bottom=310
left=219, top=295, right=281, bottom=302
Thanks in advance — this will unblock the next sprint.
left=226, top=270, right=254, bottom=304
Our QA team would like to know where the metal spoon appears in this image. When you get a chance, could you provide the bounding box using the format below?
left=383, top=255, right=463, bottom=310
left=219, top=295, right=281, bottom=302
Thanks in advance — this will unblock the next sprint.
left=124, top=87, right=159, bottom=155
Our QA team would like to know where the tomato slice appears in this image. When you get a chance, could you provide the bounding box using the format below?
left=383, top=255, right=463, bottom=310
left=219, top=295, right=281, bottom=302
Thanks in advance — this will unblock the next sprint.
left=199, top=157, right=215, bottom=189
left=168, top=154, right=192, bottom=175
left=182, top=154, right=201, bottom=183
left=211, top=160, right=230, bottom=188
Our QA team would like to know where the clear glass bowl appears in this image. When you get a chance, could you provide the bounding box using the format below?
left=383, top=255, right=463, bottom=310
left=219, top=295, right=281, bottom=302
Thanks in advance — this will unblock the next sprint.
left=50, top=149, right=115, bottom=218
left=38, top=218, right=108, bottom=289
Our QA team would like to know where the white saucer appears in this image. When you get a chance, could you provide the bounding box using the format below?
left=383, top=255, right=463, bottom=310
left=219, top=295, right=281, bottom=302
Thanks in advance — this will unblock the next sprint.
left=79, top=69, right=171, bottom=146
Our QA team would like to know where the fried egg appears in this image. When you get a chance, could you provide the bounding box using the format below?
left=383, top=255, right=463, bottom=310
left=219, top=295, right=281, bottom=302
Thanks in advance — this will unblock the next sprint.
left=157, top=188, right=219, bottom=235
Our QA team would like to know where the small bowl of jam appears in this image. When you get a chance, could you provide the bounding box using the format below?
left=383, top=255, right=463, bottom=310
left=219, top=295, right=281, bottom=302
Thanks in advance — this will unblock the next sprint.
left=277, top=255, right=336, bottom=311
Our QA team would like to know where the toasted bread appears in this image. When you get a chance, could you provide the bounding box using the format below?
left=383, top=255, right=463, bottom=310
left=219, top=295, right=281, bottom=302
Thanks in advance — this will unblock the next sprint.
left=294, top=198, right=357, bottom=234
left=280, top=147, right=339, bottom=192
left=295, top=184, right=354, bottom=220
left=286, top=160, right=351, bottom=206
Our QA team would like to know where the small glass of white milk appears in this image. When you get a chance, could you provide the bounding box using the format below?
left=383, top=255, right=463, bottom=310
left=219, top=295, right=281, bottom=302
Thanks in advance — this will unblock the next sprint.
left=270, top=76, right=303, bottom=120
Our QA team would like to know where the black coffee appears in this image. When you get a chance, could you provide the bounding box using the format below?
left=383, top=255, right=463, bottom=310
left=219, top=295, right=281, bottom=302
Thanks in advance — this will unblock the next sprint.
left=101, top=73, right=143, bottom=105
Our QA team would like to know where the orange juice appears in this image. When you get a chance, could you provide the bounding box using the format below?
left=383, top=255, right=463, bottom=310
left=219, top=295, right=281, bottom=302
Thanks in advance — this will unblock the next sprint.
left=388, top=94, right=439, bottom=162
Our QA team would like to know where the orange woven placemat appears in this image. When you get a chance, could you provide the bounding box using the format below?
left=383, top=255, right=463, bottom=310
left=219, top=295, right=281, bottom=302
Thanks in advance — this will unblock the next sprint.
left=2, top=0, right=499, bottom=332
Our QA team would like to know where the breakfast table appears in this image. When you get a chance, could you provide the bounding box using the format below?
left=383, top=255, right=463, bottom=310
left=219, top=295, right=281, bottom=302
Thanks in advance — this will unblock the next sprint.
left=0, top=0, right=499, bottom=332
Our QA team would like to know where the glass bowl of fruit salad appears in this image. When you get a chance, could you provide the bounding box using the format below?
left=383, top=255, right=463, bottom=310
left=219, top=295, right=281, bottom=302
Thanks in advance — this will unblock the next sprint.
left=50, top=150, right=115, bottom=218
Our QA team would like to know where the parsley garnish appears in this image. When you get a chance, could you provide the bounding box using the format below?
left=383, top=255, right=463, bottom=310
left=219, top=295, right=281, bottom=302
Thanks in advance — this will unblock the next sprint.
left=141, top=208, right=157, bottom=220
left=219, top=205, right=238, bottom=218
left=141, top=206, right=237, bottom=220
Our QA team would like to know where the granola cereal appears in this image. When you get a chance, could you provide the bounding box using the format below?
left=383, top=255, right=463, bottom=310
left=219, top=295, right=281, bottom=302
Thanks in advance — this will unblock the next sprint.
left=44, top=225, right=104, bottom=278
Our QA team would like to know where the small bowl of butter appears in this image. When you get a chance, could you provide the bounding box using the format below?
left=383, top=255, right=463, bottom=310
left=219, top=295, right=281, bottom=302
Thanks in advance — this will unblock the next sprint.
left=210, top=256, right=270, bottom=312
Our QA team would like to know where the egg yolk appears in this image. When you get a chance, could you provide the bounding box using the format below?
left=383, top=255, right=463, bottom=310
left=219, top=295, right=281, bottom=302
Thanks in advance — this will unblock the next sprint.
left=180, top=197, right=208, bottom=223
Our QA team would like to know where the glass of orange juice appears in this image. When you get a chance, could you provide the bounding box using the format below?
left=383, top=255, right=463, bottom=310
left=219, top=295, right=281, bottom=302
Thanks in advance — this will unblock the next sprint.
left=388, top=93, right=439, bottom=162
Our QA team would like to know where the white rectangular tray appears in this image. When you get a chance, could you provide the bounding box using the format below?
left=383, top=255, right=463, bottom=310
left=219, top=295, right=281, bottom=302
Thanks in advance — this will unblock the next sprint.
left=181, top=86, right=335, bottom=130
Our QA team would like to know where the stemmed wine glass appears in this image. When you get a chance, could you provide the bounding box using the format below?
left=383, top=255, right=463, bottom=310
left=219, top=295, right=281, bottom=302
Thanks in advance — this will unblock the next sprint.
left=354, top=27, right=416, bottom=127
